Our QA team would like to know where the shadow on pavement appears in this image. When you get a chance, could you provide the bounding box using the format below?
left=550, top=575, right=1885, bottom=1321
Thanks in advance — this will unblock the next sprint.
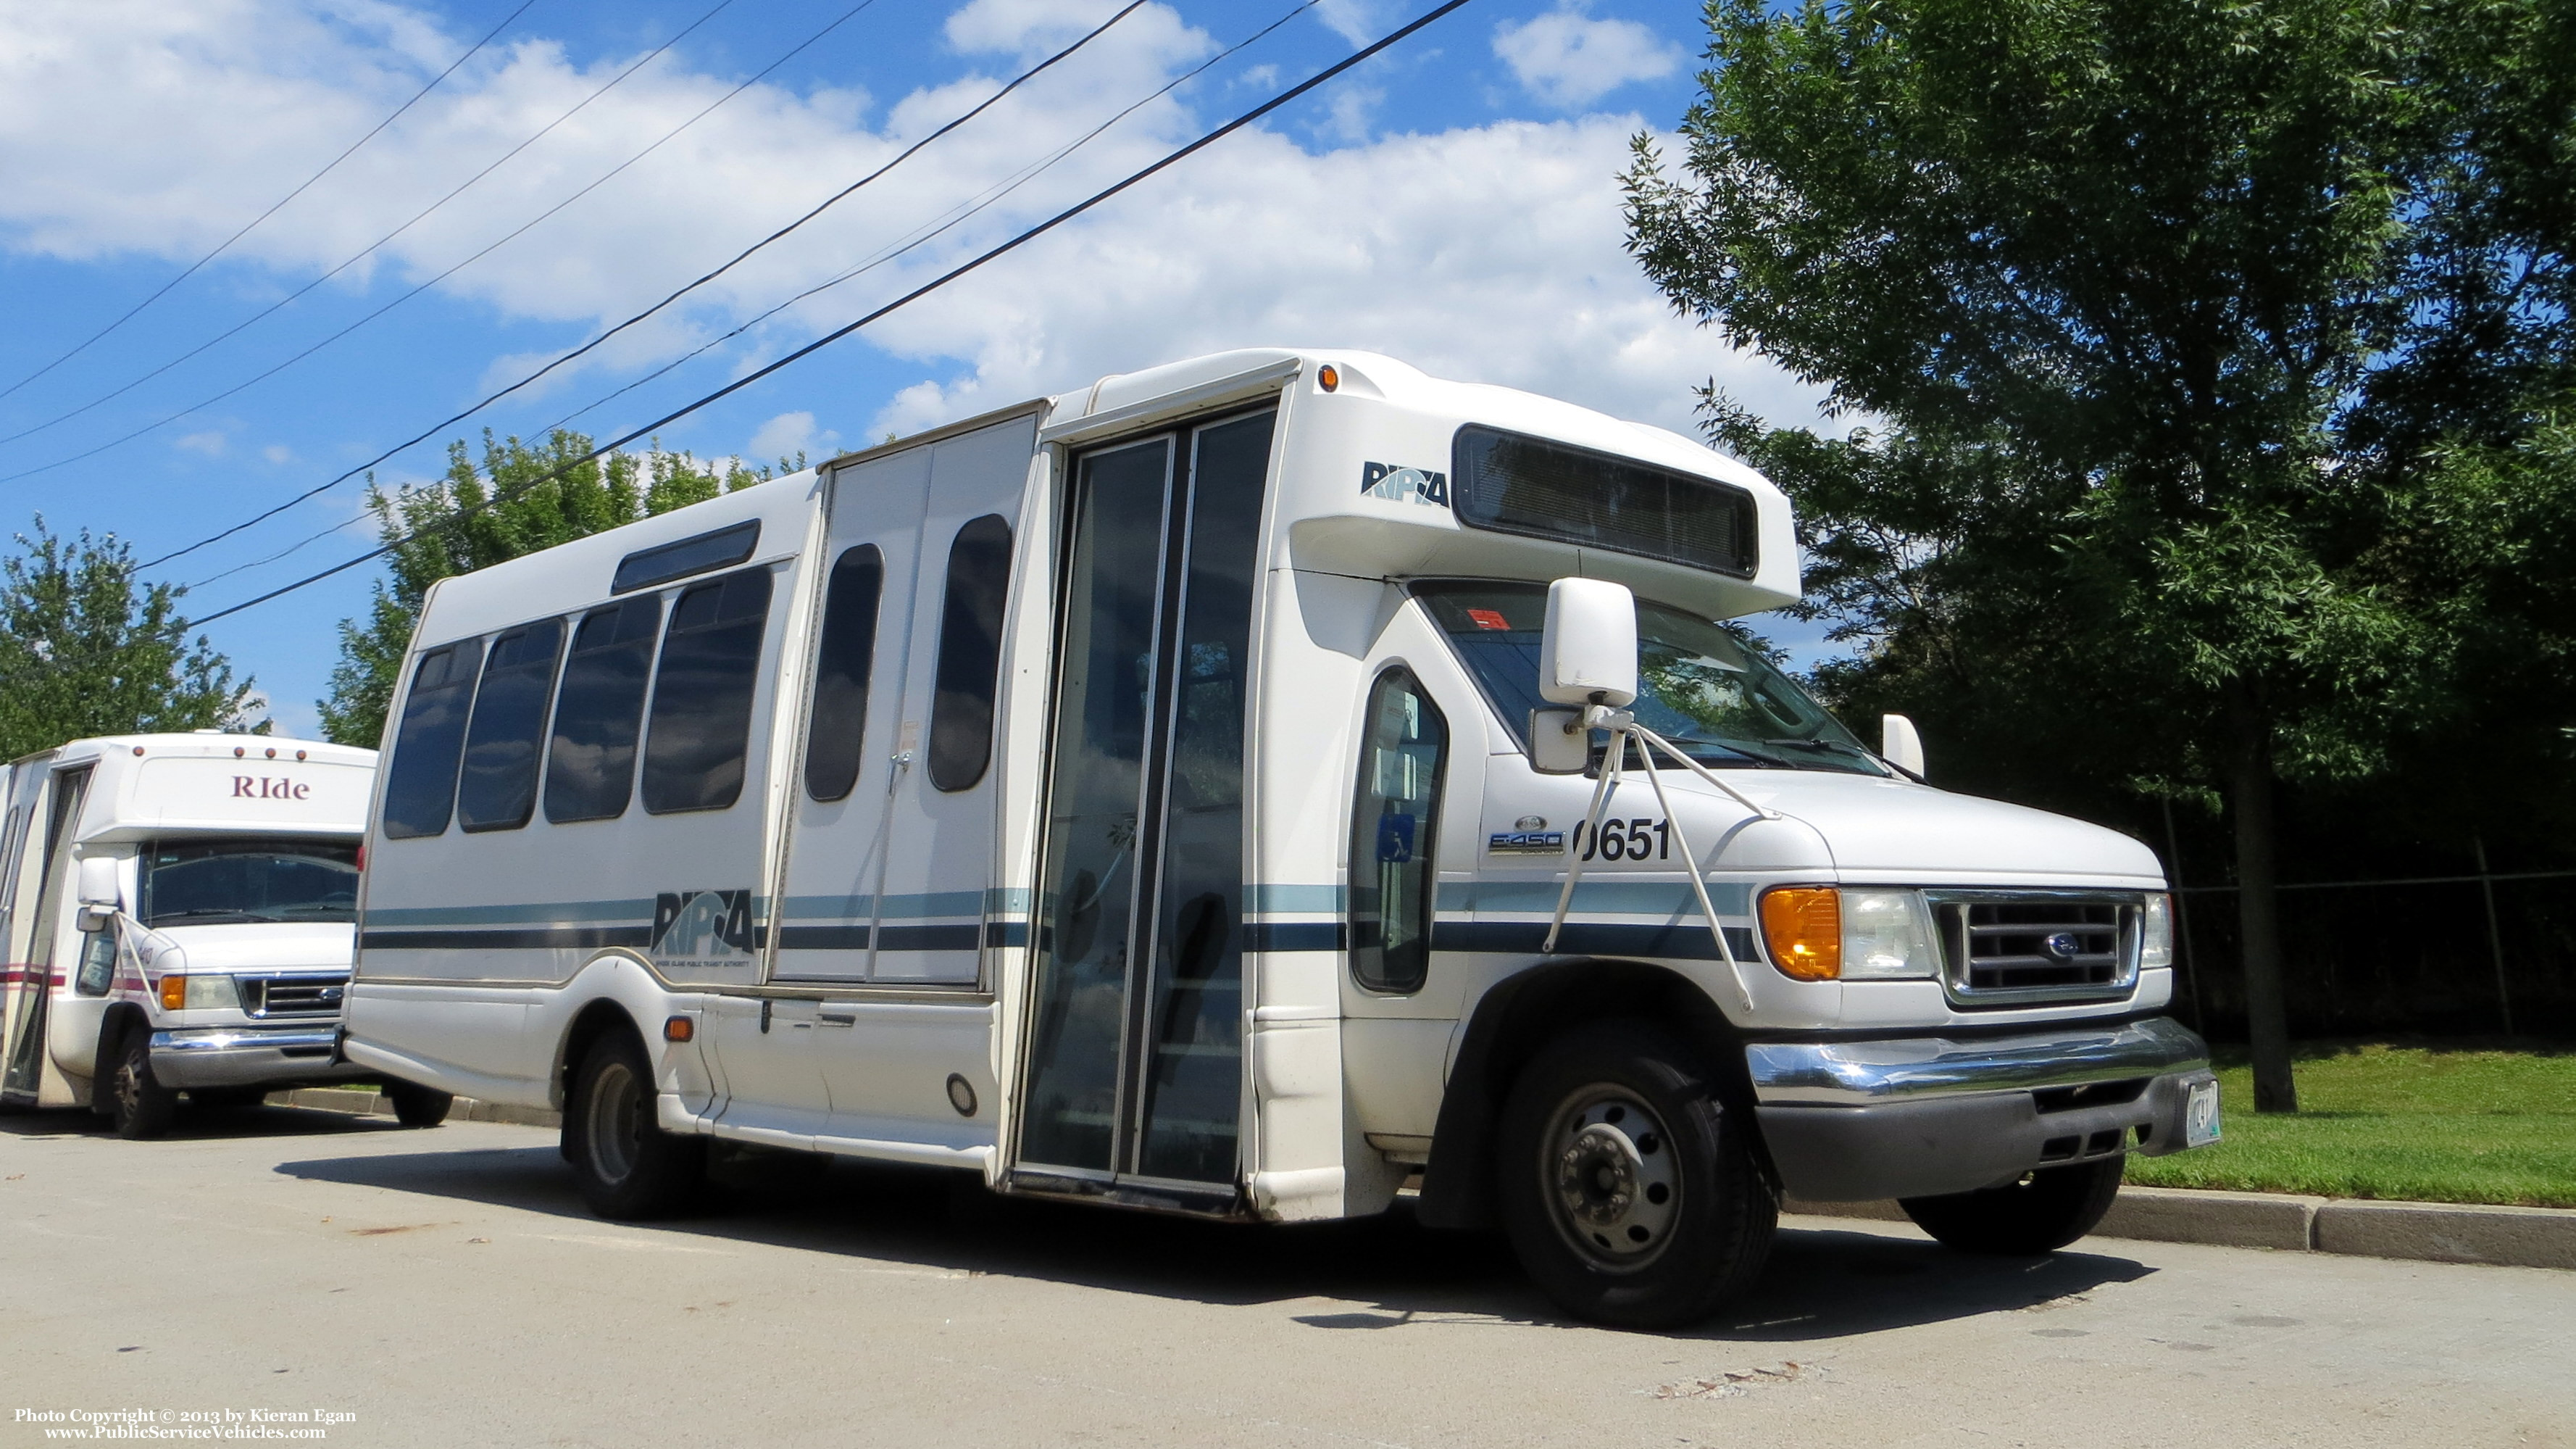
left=276, top=1132, right=2154, bottom=1342
left=0, top=1102, right=409, bottom=1142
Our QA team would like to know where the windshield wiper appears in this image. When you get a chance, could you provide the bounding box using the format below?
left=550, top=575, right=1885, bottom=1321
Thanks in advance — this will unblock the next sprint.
left=1761, top=737, right=1890, bottom=772
left=149, top=909, right=283, bottom=924
left=1640, top=736, right=1795, bottom=769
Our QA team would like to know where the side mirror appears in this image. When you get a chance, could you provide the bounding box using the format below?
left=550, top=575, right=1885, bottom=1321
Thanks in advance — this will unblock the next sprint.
left=1539, top=578, right=1638, bottom=708
left=1528, top=708, right=1589, bottom=774
left=1881, top=713, right=1926, bottom=779
left=77, top=855, right=121, bottom=910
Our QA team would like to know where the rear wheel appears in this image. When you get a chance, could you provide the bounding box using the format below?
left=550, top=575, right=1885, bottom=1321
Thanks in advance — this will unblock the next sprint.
left=1900, top=1157, right=2125, bottom=1254
left=1496, top=1021, right=1775, bottom=1329
left=564, top=1031, right=702, bottom=1218
left=383, top=1079, right=454, bottom=1129
left=108, top=1031, right=179, bottom=1139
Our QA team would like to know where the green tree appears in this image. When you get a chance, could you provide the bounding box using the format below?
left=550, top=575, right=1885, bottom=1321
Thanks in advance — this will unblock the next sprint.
left=0, top=519, right=261, bottom=758
left=315, top=430, right=796, bottom=748
left=1626, top=0, right=2572, bottom=1109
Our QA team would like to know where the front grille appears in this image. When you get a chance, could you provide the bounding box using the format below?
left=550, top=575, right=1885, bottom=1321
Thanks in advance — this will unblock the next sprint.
left=238, top=973, right=349, bottom=1018
left=1927, top=892, right=2141, bottom=1008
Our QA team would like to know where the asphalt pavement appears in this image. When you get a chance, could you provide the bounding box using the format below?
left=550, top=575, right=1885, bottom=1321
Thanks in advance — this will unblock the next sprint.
left=2, top=1106, right=2569, bottom=1448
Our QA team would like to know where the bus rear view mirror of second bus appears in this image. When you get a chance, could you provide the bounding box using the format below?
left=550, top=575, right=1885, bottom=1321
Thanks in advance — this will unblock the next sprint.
left=343, top=349, right=2218, bottom=1329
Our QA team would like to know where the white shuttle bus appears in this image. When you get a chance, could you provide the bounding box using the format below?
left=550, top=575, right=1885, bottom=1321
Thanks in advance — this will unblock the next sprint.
left=0, top=734, right=446, bottom=1137
left=346, top=349, right=2218, bottom=1326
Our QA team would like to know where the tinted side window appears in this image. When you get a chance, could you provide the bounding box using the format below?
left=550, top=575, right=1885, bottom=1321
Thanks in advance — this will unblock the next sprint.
left=928, top=514, right=1012, bottom=792
left=804, top=545, right=885, bottom=802
left=1349, top=668, right=1447, bottom=994
left=381, top=640, right=484, bottom=839
left=546, top=597, right=662, bottom=824
left=641, top=568, right=775, bottom=814
left=456, top=619, right=565, bottom=832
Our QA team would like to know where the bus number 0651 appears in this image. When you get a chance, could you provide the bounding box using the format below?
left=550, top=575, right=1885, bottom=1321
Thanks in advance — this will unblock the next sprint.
left=1572, top=817, right=1671, bottom=862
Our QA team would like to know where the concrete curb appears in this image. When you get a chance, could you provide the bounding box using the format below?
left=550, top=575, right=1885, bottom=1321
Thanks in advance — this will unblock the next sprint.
left=1784, top=1187, right=2576, bottom=1271
left=262, top=1087, right=562, bottom=1129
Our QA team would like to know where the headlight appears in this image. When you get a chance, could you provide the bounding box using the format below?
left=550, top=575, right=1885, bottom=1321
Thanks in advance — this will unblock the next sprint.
left=2140, top=892, right=2175, bottom=969
left=159, top=974, right=241, bottom=1011
left=1838, top=889, right=1942, bottom=980
left=1759, top=887, right=1943, bottom=981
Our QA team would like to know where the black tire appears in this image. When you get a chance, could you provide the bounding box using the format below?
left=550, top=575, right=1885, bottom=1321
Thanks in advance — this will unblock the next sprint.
left=1900, top=1157, right=2126, bottom=1254
left=188, top=1087, right=270, bottom=1112
left=1496, top=1021, right=1776, bottom=1329
left=383, top=1080, right=454, bottom=1129
left=563, top=1030, right=703, bottom=1219
left=107, top=1030, right=179, bottom=1140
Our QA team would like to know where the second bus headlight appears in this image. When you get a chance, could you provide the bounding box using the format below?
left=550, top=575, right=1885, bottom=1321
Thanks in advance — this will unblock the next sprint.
left=1838, top=889, right=1941, bottom=980
left=2141, top=892, right=2175, bottom=970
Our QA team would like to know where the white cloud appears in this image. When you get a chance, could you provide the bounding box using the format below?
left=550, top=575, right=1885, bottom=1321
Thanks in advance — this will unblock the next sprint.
left=262, top=443, right=293, bottom=463
left=176, top=430, right=227, bottom=455
left=1494, top=4, right=1683, bottom=109
left=0, top=1, right=1811, bottom=486
left=748, top=409, right=835, bottom=463
left=1314, top=0, right=1390, bottom=48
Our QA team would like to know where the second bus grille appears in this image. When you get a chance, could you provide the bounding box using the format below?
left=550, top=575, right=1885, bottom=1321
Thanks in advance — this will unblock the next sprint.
left=1930, top=895, right=2136, bottom=1007
left=238, top=974, right=349, bottom=1018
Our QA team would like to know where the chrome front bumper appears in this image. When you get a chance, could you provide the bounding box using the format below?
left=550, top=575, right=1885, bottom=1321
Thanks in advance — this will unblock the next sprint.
left=1746, top=1016, right=2215, bottom=1202
left=147, top=1026, right=370, bottom=1090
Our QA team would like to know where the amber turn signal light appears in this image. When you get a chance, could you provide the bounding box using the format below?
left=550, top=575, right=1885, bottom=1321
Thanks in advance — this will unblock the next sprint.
left=1317, top=363, right=1340, bottom=391
left=160, top=974, right=188, bottom=1010
left=664, top=1016, right=694, bottom=1043
left=1759, top=887, right=1842, bottom=980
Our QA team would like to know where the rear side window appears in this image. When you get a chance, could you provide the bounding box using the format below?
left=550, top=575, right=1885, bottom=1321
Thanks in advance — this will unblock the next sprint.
left=804, top=545, right=885, bottom=802
left=381, top=639, right=484, bottom=839
left=546, top=597, right=662, bottom=823
left=1349, top=668, right=1448, bottom=994
left=641, top=568, right=775, bottom=814
left=457, top=619, right=565, bottom=832
left=928, top=515, right=1012, bottom=792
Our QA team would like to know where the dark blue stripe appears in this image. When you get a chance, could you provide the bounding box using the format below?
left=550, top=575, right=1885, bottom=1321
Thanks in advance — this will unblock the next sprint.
left=984, top=920, right=1029, bottom=947
left=1430, top=921, right=1760, bottom=961
left=777, top=926, right=872, bottom=950
left=1245, top=921, right=1345, bottom=952
left=875, top=923, right=983, bottom=952
left=361, top=926, right=651, bottom=951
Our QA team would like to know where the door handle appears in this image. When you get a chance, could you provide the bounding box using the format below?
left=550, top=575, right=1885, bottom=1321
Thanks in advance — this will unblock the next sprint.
left=817, top=1012, right=857, bottom=1027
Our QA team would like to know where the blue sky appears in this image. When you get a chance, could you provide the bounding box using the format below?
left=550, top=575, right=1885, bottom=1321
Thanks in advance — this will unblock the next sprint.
left=0, top=0, right=1829, bottom=737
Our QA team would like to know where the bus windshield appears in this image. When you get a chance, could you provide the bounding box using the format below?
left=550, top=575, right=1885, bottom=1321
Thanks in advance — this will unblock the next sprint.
left=1416, top=581, right=1886, bottom=775
left=139, top=837, right=362, bottom=926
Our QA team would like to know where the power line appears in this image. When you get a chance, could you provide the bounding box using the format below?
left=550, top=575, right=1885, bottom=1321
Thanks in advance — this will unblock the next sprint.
left=185, top=0, right=1319, bottom=591
left=0, top=0, right=543, bottom=407
left=0, top=0, right=742, bottom=462
left=146, top=0, right=1149, bottom=572
left=2, top=0, right=883, bottom=505
left=180, top=0, right=1476, bottom=631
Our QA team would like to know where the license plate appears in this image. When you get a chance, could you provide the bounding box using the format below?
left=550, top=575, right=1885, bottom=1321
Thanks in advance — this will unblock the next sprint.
left=2185, top=1078, right=2223, bottom=1147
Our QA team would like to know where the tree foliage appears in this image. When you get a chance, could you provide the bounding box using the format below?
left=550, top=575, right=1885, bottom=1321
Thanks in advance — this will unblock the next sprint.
left=316, top=430, right=798, bottom=749
left=0, top=520, right=260, bottom=758
left=1628, top=0, right=2576, bottom=1106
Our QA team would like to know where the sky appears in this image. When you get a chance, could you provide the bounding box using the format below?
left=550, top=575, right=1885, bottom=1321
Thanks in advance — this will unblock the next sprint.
left=0, top=0, right=1834, bottom=738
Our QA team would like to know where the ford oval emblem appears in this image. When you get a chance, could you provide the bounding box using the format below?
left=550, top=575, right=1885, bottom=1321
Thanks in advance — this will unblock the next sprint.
left=2043, top=931, right=2083, bottom=961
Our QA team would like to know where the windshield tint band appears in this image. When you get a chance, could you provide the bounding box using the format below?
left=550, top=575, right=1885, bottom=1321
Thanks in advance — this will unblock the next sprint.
left=1451, top=425, right=1758, bottom=578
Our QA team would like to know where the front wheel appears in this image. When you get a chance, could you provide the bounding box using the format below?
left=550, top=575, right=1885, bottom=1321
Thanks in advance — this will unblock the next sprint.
left=1900, top=1157, right=2125, bottom=1254
left=564, top=1031, right=703, bottom=1219
left=383, top=1079, right=454, bottom=1129
left=1496, top=1021, right=1776, bottom=1329
left=109, top=1031, right=179, bottom=1139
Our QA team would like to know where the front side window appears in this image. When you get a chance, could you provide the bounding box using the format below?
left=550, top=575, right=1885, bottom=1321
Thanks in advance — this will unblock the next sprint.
left=138, top=837, right=360, bottom=926
left=804, top=545, right=885, bottom=802
left=928, top=514, right=1012, bottom=792
left=1417, top=581, right=1883, bottom=774
left=546, top=595, right=662, bottom=824
left=1350, top=668, right=1447, bottom=995
left=457, top=618, right=565, bottom=832
left=641, top=567, right=774, bottom=815
left=381, top=639, right=484, bottom=839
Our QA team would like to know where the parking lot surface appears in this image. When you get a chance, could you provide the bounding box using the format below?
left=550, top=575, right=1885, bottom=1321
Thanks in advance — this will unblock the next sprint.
left=3, top=1108, right=2569, bottom=1448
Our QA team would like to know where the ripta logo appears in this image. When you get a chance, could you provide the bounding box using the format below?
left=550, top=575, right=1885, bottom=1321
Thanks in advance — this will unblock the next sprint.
left=649, top=889, right=755, bottom=968
left=1361, top=461, right=1449, bottom=507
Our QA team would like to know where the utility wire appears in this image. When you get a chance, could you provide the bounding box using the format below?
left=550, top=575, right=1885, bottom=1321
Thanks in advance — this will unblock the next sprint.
left=0, top=0, right=741, bottom=460
left=186, top=0, right=1318, bottom=591
left=0, top=0, right=543, bottom=407
left=4, top=0, right=879, bottom=503
left=146, top=0, right=1146, bottom=572
left=181, top=0, right=1475, bottom=630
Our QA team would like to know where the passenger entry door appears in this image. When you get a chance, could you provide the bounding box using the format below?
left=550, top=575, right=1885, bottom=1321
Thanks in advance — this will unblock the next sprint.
left=1014, top=408, right=1275, bottom=1193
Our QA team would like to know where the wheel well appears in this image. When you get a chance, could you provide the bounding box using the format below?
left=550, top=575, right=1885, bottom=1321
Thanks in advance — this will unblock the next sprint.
left=91, top=1003, right=151, bottom=1110
left=556, top=1000, right=643, bottom=1113
left=1415, top=960, right=1765, bottom=1231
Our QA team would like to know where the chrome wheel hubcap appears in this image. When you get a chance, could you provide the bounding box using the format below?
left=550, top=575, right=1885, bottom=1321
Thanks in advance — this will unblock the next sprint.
left=586, top=1061, right=642, bottom=1184
left=1544, top=1087, right=1680, bottom=1270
